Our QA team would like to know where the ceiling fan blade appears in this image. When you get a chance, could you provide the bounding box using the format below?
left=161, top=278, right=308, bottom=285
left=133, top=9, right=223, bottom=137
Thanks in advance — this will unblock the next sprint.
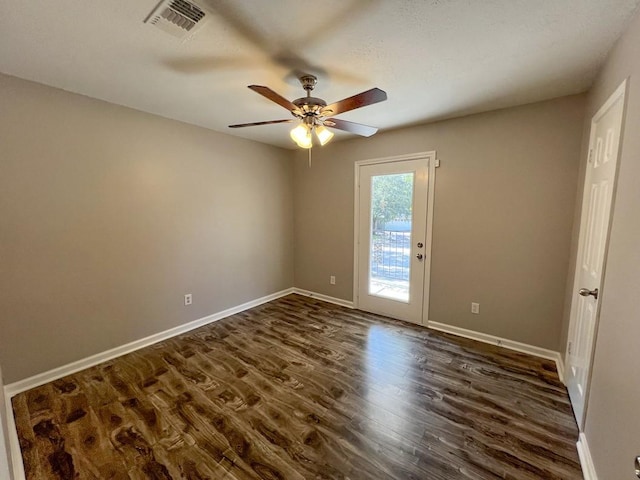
left=325, top=118, right=378, bottom=137
left=248, top=85, right=298, bottom=112
left=229, top=119, right=293, bottom=128
left=322, top=88, right=387, bottom=116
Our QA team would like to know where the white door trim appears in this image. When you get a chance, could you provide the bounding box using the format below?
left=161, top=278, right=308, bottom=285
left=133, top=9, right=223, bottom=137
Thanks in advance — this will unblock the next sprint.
left=565, top=79, right=627, bottom=429
left=353, top=151, right=437, bottom=324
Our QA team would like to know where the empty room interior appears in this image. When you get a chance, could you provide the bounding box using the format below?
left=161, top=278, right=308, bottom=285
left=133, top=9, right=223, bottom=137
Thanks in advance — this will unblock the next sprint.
left=2, top=1, right=640, bottom=479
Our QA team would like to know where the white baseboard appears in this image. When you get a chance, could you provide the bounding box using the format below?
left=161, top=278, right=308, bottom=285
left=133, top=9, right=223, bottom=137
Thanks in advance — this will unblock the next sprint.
left=4, top=287, right=295, bottom=398
left=0, top=366, right=13, bottom=480
left=577, top=432, right=598, bottom=480
left=6, top=395, right=21, bottom=480
left=291, top=288, right=354, bottom=309
left=427, top=321, right=564, bottom=382
left=556, top=354, right=566, bottom=385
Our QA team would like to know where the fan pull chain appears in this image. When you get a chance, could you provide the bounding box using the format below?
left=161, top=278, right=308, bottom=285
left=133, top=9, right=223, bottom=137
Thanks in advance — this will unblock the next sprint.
left=308, top=145, right=312, bottom=168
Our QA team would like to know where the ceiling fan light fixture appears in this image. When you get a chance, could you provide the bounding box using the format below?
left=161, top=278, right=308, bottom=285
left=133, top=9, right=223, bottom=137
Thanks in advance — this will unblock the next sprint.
left=290, top=123, right=312, bottom=149
left=230, top=76, right=387, bottom=154
left=315, top=125, right=334, bottom=146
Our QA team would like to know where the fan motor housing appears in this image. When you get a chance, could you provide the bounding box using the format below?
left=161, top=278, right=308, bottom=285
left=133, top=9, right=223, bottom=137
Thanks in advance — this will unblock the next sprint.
left=293, top=97, right=327, bottom=117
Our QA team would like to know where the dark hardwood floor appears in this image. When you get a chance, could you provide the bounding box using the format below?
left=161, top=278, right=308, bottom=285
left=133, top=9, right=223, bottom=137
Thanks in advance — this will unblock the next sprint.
left=12, top=294, right=582, bottom=479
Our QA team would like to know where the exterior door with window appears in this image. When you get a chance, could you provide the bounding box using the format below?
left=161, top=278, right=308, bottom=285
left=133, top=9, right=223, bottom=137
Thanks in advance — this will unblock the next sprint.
left=356, top=157, right=430, bottom=324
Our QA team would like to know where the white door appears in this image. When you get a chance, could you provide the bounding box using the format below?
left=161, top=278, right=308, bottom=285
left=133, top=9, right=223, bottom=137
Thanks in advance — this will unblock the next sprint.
left=356, top=157, right=430, bottom=324
left=566, top=81, right=626, bottom=428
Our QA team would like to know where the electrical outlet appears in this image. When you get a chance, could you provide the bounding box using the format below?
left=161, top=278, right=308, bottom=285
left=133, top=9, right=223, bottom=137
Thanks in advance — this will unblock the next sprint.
left=471, top=302, right=480, bottom=314
left=330, top=275, right=336, bottom=285
left=184, top=294, right=192, bottom=306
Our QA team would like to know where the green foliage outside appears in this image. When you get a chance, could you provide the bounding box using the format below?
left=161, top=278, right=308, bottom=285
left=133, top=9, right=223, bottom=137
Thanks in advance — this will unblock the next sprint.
left=371, top=173, right=413, bottom=231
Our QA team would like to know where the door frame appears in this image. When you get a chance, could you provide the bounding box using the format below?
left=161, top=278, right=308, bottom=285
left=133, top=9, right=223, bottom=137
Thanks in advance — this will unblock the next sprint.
left=565, top=79, right=627, bottom=429
left=353, top=151, right=437, bottom=324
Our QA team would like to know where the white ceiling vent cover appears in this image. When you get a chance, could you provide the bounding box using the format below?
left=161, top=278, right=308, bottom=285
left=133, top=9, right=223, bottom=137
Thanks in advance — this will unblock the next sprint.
left=144, top=0, right=207, bottom=39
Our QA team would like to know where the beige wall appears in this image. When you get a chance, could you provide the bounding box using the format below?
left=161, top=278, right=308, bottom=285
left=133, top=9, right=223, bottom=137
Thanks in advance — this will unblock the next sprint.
left=0, top=73, right=586, bottom=382
left=562, top=8, right=640, bottom=479
left=293, top=95, right=585, bottom=351
left=0, top=74, right=294, bottom=384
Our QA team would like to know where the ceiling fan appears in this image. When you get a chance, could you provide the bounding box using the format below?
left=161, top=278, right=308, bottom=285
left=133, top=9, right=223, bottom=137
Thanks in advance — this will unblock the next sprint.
left=229, top=75, right=387, bottom=148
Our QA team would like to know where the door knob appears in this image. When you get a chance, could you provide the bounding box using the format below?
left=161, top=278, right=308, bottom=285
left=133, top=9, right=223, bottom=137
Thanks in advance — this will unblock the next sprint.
left=416, top=253, right=423, bottom=260
left=635, top=456, right=640, bottom=478
left=579, top=288, right=598, bottom=300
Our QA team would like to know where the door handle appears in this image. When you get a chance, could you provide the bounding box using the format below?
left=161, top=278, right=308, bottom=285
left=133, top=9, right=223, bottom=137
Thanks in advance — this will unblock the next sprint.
left=416, top=253, right=423, bottom=260
left=579, top=288, right=598, bottom=300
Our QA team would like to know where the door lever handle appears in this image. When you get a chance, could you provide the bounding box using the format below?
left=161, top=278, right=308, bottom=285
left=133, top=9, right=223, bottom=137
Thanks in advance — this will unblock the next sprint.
left=416, top=253, right=423, bottom=260
left=579, top=288, right=598, bottom=300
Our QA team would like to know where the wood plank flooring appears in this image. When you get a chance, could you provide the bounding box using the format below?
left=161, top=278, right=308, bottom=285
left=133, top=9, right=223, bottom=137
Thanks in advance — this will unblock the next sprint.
left=12, top=294, right=582, bottom=479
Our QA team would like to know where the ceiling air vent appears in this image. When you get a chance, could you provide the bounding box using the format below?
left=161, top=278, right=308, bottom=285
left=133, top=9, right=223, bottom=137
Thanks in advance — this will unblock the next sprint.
left=144, top=0, right=207, bottom=39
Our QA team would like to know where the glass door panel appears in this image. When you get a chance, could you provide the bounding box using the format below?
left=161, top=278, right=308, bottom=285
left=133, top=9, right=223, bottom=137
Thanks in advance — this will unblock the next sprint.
left=369, top=173, right=414, bottom=303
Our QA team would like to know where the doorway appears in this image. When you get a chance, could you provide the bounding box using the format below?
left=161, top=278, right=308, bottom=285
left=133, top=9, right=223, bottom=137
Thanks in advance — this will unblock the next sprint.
left=566, top=80, right=627, bottom=429
left=354, top=152, right=436, bottom=325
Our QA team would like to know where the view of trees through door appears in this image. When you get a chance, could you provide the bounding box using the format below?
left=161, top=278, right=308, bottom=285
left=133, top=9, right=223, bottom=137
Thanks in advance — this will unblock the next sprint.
left=369, top=173, right=413, bottom=302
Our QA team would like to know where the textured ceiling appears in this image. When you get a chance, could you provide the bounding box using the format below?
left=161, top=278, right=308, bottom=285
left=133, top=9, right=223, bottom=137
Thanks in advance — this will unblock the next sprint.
left=1, top=0, right=638, bottom=148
